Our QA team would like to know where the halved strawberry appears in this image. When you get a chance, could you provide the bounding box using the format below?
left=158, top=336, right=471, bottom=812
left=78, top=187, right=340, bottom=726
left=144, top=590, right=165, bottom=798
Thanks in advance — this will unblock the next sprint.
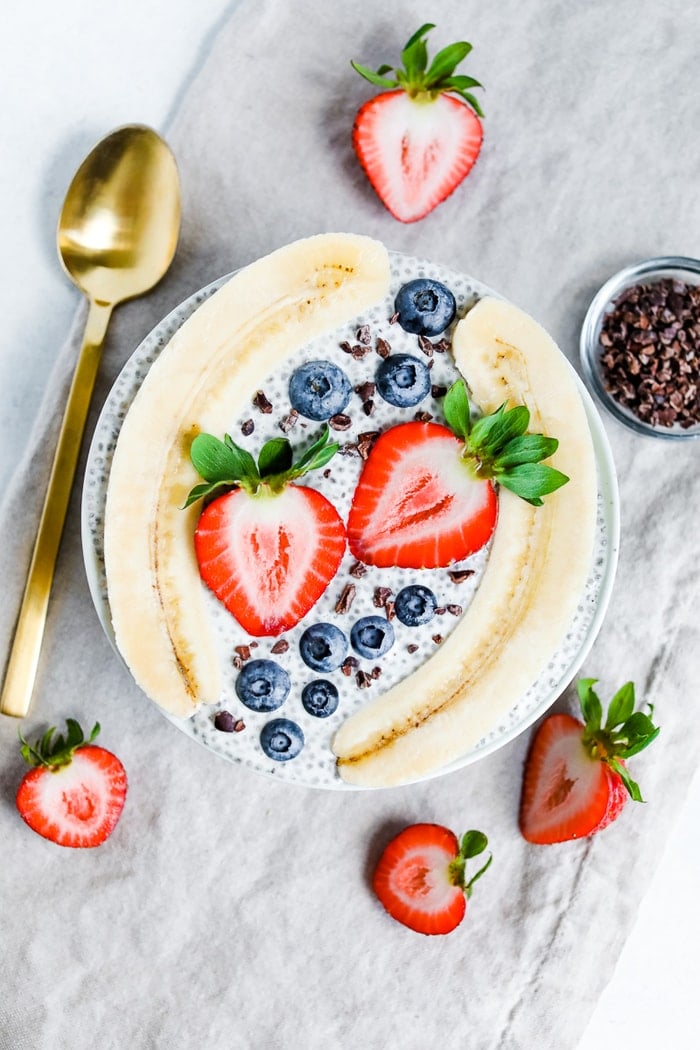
left=347, top=380, right=568, bottom=568
left=372, top=823, right=491, bottom=935
left=16, top=720, right=127, bottom=848
left=520, top=679, right=660, bottom=844
left=351, top=24, right=484, bottom=223
left=187, top=427, right=345, bottom=636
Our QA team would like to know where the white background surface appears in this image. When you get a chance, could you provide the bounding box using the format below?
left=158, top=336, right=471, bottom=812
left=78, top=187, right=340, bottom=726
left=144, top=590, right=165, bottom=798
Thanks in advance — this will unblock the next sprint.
left=2, top=3, right=698, bottom=1047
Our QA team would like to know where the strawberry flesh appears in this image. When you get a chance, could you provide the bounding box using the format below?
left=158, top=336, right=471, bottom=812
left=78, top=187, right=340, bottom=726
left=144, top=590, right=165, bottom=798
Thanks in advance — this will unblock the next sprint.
left=353, top=92, right=483, bottom=223
left=347, top=422, right=497, bottom=568
left=195, top=484, right=346, bottom=636
left=16, top=745, right=127, bottom=848
left=519, top=714, right=618, bottom=844
left=372, top=823, right=466, bottom=935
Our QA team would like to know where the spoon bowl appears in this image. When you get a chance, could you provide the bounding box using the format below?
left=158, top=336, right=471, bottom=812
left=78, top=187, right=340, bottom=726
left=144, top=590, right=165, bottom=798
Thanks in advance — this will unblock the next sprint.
left=58, top=124, right=180, bottom=305
left=1, top=124, right=181, bottom=718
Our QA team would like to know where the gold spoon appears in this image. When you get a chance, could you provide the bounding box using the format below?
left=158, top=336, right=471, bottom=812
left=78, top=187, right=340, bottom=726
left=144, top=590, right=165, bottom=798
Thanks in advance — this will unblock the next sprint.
left=1, top=124, right=181, bottom=718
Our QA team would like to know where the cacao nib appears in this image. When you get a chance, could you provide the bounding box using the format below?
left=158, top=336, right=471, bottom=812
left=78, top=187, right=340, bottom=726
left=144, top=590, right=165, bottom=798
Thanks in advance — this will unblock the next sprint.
left=448, top=569, right=475, bottom=584
left=329, top=413, right=353, bottom=431
left=214, top=710, right=237, bottom=732
left=278, top=409, right=299, bottom=433
left=253, top=389, right=273, bottom=414
left=355, top=381, right=376, bottom=402
left=335, top=583, right=357, bottom=614
left=373, top=586, right=393, bottom=608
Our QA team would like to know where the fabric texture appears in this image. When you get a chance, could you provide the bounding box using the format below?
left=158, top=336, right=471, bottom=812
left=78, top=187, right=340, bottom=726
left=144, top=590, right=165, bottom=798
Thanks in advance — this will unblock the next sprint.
left=2, top=2, right=699, bottom=1048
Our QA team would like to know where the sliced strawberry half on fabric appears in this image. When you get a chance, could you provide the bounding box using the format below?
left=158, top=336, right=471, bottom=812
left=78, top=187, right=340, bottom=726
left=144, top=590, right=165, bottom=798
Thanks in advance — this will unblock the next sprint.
left=372, top=823, right=492, bottom=935
left=351, top=23, right=484, bottom=222
left=347, top=379, right=569, bottom=569
left=188, top=427, right=345, bottom=636
left=16, top=720, right=127, bottom=848
left=520, top=679, right=660, bottom=844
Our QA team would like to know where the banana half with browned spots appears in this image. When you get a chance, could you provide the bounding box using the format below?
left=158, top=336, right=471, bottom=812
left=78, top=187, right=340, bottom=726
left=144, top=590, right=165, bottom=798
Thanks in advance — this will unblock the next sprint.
left=104, top=234, right=391, bottom=718
left=332, top=297, right=597, bottom=787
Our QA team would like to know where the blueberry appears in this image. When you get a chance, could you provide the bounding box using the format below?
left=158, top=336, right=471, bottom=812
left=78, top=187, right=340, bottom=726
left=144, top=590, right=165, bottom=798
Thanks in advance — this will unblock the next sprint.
left=394, top=278, right=456, bottom=336
left=350, top=616, right=395, bottom=659
left=301, top=679, right=340, bottom=718
left=375, top=354, right=431, bottom=408
left=260, top=718, right=304, bottom=761
left=299, top=623, right=348, bottom=672
left=394, top=585, right=438, bottom=626
left=289, top=360, right=352, bottom=420
left=235, top=659, right=290, bottom=712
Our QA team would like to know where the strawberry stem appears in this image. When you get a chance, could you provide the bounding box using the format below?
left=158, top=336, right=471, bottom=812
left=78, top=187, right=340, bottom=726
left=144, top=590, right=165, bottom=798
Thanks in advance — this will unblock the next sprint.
left=352, top=24, right=484, bottom=117
left=19, top=720, right=100, bottom=771
left=448, top=829, right=491, bottom=896
left=185, top=426, right=338, bottom=507
left=577, top=679, right=660, bottom=803
left=444, top=380, right=569, bottom=506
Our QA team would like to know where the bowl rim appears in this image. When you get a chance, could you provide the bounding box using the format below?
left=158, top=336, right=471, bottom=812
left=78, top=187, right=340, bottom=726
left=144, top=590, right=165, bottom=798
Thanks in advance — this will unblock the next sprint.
left=579, top=254, right=700, bottom=441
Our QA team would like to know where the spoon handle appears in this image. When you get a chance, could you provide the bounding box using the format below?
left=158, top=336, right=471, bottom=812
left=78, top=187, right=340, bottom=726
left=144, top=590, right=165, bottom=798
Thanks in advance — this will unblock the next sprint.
left=0, top=300, right=113, bottom=718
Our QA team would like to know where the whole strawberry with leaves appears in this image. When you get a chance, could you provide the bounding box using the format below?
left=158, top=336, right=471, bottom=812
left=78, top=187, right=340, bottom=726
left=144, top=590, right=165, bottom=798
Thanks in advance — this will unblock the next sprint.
left=351, top=23, right=484, bottom=222
left=520, top=679, right=660, bottom=844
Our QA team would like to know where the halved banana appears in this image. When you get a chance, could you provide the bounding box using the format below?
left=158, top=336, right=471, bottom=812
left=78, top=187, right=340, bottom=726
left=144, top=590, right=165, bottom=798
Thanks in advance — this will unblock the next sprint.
left=332, top=296, right=597, bottom=787
left=104, top=233, right=391, bottom=717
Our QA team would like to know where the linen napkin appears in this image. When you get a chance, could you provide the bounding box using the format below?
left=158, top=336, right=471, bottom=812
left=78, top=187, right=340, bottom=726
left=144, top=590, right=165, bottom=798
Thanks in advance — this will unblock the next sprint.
left=2, top=1, right=699, bottom=1048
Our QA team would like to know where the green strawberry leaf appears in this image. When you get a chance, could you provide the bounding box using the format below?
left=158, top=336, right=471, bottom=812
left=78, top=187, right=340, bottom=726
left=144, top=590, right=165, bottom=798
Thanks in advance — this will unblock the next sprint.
left=441, top=73, right=481, bottom=92
left=293, top=425, right=338, bottom=474
left=65, top=718, right=85, bottom=750
left=402, top=22, right=436, bottom=51
left=578, top=678, right=603, bottom=731
left=191, top=433, right=259, bottom=485
left=258, top=438, right=293, bottom=478
left=183, top=480, right=235, bottom=509
left=494, top=462, right=570, bottom=505
left=605, top=681, right=636, bottom=728
left=494, top=434, right=559, bottom=469
left=618, top=726, right=661, bottom=759
left=470, top=403, right=530, bottom=450
left=350, top=62, right=398, bottom=89
left=443, top=380, right=472, bottom=439
left=402, top=35, right=429, bottom=79
left=608, top=757, right=644, bottom=802
left=426, top=41, right=473, bottom=82
left=460, top=829, right=488, bottom=858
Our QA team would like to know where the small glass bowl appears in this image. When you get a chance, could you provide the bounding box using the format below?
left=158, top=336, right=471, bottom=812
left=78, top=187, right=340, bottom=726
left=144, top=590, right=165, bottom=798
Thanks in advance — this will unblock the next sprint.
left=580, top=255, right=700, bottom=440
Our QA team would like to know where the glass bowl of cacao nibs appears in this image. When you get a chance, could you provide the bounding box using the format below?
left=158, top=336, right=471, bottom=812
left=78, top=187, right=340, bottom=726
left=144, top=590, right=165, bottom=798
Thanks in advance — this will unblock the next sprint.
left=580, top=256, right=700, bottom=439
